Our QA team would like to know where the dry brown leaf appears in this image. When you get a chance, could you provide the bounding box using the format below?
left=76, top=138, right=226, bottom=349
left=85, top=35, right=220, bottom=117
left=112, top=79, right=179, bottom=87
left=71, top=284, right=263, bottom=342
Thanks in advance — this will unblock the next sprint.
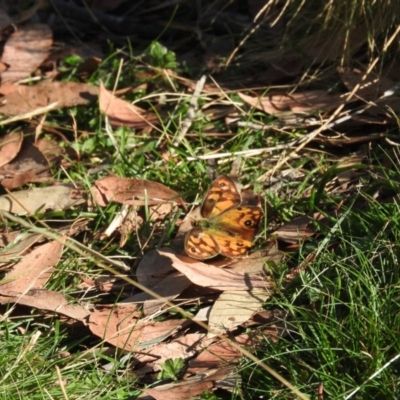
left=98, top=81, right=159, bottom=129
left=337, top=67, right=400, bottom=115
left=35, top=137, right=66, bottom=164
left=0, top=288, right=89, bottom=321
left=338, top=67, right=394, bottom=99
left=0, top=82, right=18, bottom=95
left=187, top=339, right=241, bottom=374
left=123, top=271, right=192, bottom=316
left=136, top=333, right=205, bottom=371
left=239, top=91, right=343, bottom=117
left=0, top=240, right=63, bottom=292
left=0, top=131, right=23, bottom=168
left=141, top=365, right=236, bottom=400
left=1, top=23, right=53, bottom=84
left=0, top=80, right=97, bottom=116
left=136, top=248, right=177, bottom=288
left=275, top=212, right=327, bottom=243
left=158, top=249, right=271, bottom=291
left=0, top=232, right=43, bottom=265
left=93, top=176, right=185, bottom=207
left=0, top=185, right=86, bottom=214
left=142, top=381, right=213, bottom=400
left=88, top=304, right=185, bottom=351
left=208, top=290, right=271, bottom=336
left=0, top=139, right=51, bottom=189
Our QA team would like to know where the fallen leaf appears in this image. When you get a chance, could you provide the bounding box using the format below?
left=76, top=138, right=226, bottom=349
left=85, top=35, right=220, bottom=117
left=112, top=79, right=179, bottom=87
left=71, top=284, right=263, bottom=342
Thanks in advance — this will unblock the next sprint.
left=98, top=81, right=159, bottom=129
left=0, top=232, right=43, bottom=265
left=93, top=176, right=185, bottom=207
left=337, top=66, right=400, bottom=115
left=35, top=136, right=66, bottom=164
left=238, top=90, right=343, bottom=117
left=0, top=185, right=86, bottom=214
left=158, top=249, right=272, bottom=291
left=187, top=340, right=241, bottom=374
left=0, top=138, right=50, bottom=189
left=0, top=288, right=89, bottom=321
left=0, top=82, right=18, bottom=95
left=0, top=220, right=89, bottom=265
left=1, top=23, right=53, bottom=84
left=136, top=333, right=205, bottom=371
left=275, top=212, right=327, bottom=243
left=0, top=240, right=63, bottom=292
left=208, top=290, right=271, bottom=336
left=0, top=131, right=23, bottom=168
left=338, top=67, right=394, bottom=99
left=88, top=304, right=185, bottom=351
left=0, top=80, right=97, bottom=116
left=136, top=248, right=177, bottom=288
left=123, top=271, right=192, bottom=316
left=142, top=366, right=236, bottom=400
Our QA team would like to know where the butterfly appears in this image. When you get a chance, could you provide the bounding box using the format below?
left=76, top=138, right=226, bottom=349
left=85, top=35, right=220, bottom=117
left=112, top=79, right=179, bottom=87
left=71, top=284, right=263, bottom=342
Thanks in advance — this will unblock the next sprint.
left=184, top=175, right=263, bottom=260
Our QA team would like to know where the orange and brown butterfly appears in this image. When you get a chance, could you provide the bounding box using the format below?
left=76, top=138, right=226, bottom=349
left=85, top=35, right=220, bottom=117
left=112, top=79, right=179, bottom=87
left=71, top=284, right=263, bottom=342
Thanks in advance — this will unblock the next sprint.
left=184, top=175, right=263, bottom=260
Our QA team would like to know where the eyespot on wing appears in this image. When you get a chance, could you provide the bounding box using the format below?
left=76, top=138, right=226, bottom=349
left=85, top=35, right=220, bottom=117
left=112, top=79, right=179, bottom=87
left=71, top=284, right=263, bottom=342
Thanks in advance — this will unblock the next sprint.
left=184, top=227, right=220, bottom=259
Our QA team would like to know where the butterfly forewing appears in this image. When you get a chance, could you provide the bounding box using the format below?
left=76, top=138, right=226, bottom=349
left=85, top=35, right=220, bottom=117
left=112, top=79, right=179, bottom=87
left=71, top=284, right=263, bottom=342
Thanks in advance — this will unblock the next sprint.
left=201, top=176, right=241, bottom=218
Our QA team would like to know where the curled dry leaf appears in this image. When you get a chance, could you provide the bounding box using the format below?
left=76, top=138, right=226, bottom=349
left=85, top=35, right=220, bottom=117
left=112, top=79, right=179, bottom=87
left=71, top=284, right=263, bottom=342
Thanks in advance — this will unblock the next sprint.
left=99, top=81, right=159, bottom=129
left=338, top=67, right=395, bottom=99
left=238, top=91, right=343, bottom=117
left=0, top=185, right=86, bottom=214
left=0, top=220, right=88, bottom=265
left=123, top=272, right=192, bottom=316
left=88, top=304, right=185, bottom=351
left=0, top=288, right=89, bottom=321
left=0, top=131, right=23, bottom=168
left=0, top=232, right=43, bottom=265
left=275, top=211, right=327, bottom=243
left=125, top=248, right=193, bottom=315
left=135, top=332, right=205, bottom=371
left=338, top=66, right=400, bottom=115
left=142, top=365, right=236, bottom=400
left=1, top=23, right=53, bottom=84
left=35, top=137, right=67, bottom=164
left=0, top=240, right=63, bottom=292
left=93, top=176, right=185, bottom=207
left=158, top=249, right=271, bottom=291
left=0, top=139, right=51, bottom=189
left=187, top=339, right=241, bottom=374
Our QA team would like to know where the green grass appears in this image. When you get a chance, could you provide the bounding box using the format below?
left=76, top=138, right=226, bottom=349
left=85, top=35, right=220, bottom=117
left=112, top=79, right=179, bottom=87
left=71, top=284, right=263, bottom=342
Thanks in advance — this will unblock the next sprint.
left=239, top=193, right=400, bottom=398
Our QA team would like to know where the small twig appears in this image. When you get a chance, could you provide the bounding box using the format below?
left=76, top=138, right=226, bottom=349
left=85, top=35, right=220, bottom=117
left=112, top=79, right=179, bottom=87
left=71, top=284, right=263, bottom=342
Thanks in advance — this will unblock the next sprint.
left=174, top=75, right=206, bottom=145
left=0, top=102, right=60, bottom=126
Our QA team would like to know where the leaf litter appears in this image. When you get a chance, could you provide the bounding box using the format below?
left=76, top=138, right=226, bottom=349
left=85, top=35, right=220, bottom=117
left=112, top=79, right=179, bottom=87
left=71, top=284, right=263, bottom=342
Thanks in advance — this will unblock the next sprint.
left=0, top=2, right=397, bottom=398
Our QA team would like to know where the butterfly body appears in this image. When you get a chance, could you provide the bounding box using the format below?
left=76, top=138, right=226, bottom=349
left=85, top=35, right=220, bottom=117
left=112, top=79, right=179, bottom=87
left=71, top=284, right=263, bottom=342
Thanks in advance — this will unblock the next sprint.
left=184, top=176, right=263, bottom=260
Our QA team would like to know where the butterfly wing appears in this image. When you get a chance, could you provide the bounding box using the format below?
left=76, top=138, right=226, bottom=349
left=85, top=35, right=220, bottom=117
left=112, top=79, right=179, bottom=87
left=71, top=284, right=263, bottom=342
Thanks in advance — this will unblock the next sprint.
left=209, top=229, right=253, bottom=258
left=184, top=227, right=253, bottom=259
left=214, top=206, right=263, bottom=241
left=185, top=176, right=263, bottom=260
left=201, top=176, right=241, bottom=218
left=185, top=227, right=220, bottom=259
